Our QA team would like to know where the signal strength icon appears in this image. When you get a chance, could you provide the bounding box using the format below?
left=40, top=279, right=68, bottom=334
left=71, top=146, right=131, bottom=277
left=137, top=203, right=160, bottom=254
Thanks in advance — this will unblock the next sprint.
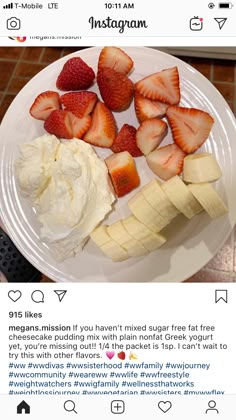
left=3, top=2, right=14, bottom=8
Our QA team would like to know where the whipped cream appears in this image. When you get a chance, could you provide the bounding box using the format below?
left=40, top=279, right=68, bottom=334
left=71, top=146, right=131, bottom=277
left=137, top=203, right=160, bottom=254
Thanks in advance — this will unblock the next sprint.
left=15, top=135, right=115, bottom=260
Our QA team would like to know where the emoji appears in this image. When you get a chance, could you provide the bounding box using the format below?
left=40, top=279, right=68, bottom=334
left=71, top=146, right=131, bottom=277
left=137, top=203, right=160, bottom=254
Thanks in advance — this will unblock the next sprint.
left=117, top=351, right=126, bottom=360
left=129, top=351, right=138, bottom=360
left=106, top=351, right=115, bottom=360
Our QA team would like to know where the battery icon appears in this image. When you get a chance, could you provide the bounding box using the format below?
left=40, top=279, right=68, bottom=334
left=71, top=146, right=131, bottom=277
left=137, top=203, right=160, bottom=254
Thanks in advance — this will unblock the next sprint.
left=218, top=2, right=233, bottom=7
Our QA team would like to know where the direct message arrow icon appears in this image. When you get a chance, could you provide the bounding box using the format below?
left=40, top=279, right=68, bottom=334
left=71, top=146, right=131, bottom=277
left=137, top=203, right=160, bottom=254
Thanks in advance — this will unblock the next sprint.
left=214, top=17, right=227, bottom=29
left=54, top=290, right=67, bottom=302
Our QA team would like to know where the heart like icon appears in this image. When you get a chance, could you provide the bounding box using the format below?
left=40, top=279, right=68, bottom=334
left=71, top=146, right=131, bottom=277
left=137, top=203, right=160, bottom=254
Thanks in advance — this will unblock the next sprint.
left=106, top=351, right=115, bottom=360
left=8, top=290, right=22, bottom=302
left=158, top=401, right=172, bottom=413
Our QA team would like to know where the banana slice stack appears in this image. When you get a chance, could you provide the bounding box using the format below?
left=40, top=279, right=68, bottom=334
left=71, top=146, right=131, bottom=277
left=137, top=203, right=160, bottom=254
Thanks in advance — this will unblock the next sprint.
left=90, top=153, right=228, bottom=262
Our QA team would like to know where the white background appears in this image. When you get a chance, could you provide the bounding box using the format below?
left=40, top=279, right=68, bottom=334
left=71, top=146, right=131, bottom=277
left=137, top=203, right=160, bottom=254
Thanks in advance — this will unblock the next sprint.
left=0, top=0, right=236, bottom=45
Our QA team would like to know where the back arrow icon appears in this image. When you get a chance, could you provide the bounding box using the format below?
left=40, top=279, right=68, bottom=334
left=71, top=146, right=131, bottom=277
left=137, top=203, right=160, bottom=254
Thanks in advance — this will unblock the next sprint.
left=214, top=17, right=227, bottom=29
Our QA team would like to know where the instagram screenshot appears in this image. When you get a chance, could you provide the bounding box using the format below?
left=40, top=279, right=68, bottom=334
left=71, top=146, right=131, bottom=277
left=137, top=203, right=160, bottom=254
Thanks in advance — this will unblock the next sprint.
left=0, top=1, right=235, bottom=418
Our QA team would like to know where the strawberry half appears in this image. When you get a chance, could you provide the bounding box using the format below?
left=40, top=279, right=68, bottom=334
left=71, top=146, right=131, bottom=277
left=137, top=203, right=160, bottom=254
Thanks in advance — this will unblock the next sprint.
left=44, top=110, right=73, bottom=139
left=60, top=91, right=98, bottom=118
left=56, top=57, right=95, bottom=91
left=44, top=110, right=91, bottom=139
left=69, top=112, right=91, bottom=139
left=98, top=46, right=134, bottom=75
left=111, top=124, right=143, bottom=157
left=30, top=90, right=61, bottom=121
left=146, top=143, right=186, bottom=181
left=136, top=67, right=180, bottom=105
left=166, top=106, right=214, bottom=153
left=83, top=101, right=117, bottom=148
left=97, top=67, right=134, bottom=112
left=105, top=151, right=140, bottom=197
left=134, top=91, right=168, bottom=123
left=136, top=118, right=168, bottom=156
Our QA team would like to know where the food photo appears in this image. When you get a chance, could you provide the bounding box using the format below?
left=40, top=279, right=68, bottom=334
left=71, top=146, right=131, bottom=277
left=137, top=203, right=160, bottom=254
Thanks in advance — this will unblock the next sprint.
left=0, top=46, right=236, bottom=283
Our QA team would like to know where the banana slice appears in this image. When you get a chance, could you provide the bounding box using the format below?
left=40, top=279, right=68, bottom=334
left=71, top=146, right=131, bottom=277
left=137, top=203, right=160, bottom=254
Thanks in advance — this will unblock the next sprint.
left=122, top=215, right=166, bottom=252
left=100, top=241, right=129, bottom=262
left=90, top=225, right=111, bottom=246
left=107, top=220, right=148, bottom=257
left=128, top=191, right=168, bottom=232
left=162, top=175, right=202, bottom=219
left=188, top=183, right=228, bottom=218
left=183, top=153, right=222, bottom=183
left=142, top=179, right=179, bottom=222
left=90, top=225, right=129, bottom=262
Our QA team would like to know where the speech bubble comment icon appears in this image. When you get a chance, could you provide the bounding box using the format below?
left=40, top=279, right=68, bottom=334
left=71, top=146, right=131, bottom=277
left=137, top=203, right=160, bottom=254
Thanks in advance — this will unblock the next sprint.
left=31, top=290, right=44, bottom=303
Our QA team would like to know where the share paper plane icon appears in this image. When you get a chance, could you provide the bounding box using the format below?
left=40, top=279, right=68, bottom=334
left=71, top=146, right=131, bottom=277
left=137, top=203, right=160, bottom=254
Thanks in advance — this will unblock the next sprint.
left=214, top=17, right=227, bottom=29
left=54, top=290, right=67, bottom=302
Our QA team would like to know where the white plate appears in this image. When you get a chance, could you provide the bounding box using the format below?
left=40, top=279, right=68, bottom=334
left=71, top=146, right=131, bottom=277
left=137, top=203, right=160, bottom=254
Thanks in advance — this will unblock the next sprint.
left=0, top=47, right=236, bottom=283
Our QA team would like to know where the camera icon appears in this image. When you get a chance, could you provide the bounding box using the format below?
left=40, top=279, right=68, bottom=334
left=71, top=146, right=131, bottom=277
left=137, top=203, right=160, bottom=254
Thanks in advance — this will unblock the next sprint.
left=7, top=17, right=21, bottom=30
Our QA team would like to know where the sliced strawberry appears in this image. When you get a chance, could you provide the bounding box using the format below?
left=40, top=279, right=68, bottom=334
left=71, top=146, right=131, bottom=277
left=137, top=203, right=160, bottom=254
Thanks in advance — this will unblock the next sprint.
left=30, top=90, right=61, bottom=121
left=44, top=110, right=73, bottom=139
left=134, top=91, right=168, bottom=123
left=111, top=124, right=143, bottom=157
left=136, top=67, right=180, bottom=105
left=69, top=112, right=91, bottom=139
left=60, top=91, right=97, bottom=118
left=146, top=143, right=186, bottom=180
left=166, top=106, right=214, bottom=153
left=105, top=151, right=140, bottom=197
left=136, top=118, right=168, bottom=156
left=83, top=101, right=117, bottom=148
left=56, top=57, right=95, bottom=91
left=97, top=67, right=134, bottom=112
left=98, top=46, right=134, bottom=75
